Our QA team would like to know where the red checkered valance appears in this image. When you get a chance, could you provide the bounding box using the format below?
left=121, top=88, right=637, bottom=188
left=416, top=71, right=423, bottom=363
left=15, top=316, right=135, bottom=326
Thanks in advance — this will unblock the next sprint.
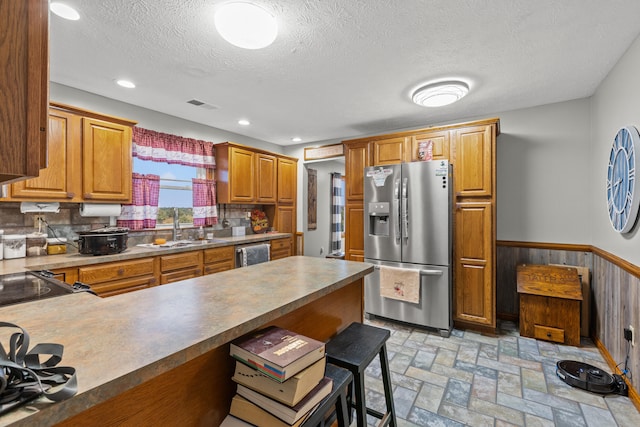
left=132, top=127, right=216, bottom=168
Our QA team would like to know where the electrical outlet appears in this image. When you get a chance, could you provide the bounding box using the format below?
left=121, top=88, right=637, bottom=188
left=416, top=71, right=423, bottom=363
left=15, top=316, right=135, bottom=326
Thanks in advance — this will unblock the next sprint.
left=245, top=211, right=251, bottom=219
left=33, top=216, right=43, bottom=229
left=630, top=325, right=635, bottom=347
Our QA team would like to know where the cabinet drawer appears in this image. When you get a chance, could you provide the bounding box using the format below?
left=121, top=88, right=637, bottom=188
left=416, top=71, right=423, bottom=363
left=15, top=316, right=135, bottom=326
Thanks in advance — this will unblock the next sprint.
left=203, top=246, right=234, bottom=264
left=160, top=267, right=202, bottom=285
left=270, top=238, right=291, bottom=251
left=160, top=251, right=203, bottom=273
left=533, top=324, right=565, bottom=343
left=204, top=246, right=235, bottom=274
left=79, top=258, right=156, bottom=284
left=90, top=275, right=156, bottom=298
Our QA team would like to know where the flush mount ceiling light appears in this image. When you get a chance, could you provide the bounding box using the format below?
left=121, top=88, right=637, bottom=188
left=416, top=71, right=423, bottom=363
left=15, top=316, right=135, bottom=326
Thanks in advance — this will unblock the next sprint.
left=50, top=2, right=80, bottom=20
left=238, top=119, right=250, bottom=125
left=292, top=137, right=302, bottom=142
left=116, top=79, right=136, bottom=89
left=411, top=81, right=469, bottom=107
left=214, top=2, right=278, bottom=49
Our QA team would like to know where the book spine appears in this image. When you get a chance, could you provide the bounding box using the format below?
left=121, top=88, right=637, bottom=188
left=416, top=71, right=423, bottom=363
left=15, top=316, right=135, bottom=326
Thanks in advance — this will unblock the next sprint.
left=232, top=355, right=287, bottom=381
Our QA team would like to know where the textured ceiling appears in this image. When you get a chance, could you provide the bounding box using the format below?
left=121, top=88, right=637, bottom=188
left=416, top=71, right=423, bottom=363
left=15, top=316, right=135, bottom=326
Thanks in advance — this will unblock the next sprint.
left=50, top=1, right=640, bottom=146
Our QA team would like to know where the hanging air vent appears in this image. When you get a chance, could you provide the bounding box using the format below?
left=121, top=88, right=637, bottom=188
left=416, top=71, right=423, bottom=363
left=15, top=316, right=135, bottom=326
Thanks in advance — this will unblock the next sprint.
left=556, top=360, right=628, bottom=396
left=186, top=99, right=218, bottom=110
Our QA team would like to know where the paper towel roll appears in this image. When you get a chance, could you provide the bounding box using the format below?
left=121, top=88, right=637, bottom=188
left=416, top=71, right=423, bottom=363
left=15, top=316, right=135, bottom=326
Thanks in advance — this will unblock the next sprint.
left=79, top=203, right=122, bottom=217
left=20, top=202, right=60, bottom=213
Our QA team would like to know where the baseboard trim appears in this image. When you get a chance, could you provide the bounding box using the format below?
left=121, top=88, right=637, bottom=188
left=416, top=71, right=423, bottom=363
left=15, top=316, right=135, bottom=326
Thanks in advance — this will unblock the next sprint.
left=593, top=335, right=640, bottom=412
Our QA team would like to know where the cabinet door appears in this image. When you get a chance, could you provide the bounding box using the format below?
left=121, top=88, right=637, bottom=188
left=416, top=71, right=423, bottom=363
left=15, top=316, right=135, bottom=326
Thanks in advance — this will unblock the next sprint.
left=229, top=147, right=255, bottom=202
left=203, top=246, right=235, bottom=274
left=451, top=125, right=494, bottom=197
left=10, top=109, right=79, bottom=200
left=454, top=201, right=494, bottom=327
left=277, top=157, right=297, bottom=204
left=50, top=267, right=78, bottom=285
left=82, top=117, right=132, bottom=201
left=345, top=203, right=364, bottom=262
left=345, top=142, right=370, bottom=201
left=276, top=205, right=295, bottom=234
left=256, top=153, right=277, bottom=203
left=372, top=137, right=408, bottom=165
left=0, top=0, right=48, bottom=184
left=410, top=130, right=450, bottom=161
left=270, top=237, right=293, bottom=260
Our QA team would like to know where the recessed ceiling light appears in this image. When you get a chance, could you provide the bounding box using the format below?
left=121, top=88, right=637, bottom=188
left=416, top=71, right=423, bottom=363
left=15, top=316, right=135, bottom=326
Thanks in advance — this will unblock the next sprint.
left=214, top=2, right=278, bottom=49
left=238, top=119, right=250, bottom=126
left=116, top=79, right=136, bottom=89
left=292, top=137, right=302, bottom=142
left=411, top=81, right=469, bottom=107
left=50, top=2, right=80, bottom=20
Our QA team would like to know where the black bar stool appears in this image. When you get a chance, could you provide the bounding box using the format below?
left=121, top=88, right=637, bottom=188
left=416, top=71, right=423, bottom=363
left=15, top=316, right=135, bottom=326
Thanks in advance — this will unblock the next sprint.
left=325, top=322, right=396, bottom=427
left=301, top=363, right=352, bottom=427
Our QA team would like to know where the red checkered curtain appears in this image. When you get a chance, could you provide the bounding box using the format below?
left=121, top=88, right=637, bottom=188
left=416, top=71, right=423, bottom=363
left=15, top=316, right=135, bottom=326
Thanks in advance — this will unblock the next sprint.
left=132, top=127, right=215, bottom=168
left=192, top=178, right=218, bottom=226
left=117, top=174, right=160, bottom=230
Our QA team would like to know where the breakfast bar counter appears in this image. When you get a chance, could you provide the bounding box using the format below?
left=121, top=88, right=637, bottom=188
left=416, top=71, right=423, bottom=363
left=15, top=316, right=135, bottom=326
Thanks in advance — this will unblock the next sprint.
left=0, top=256, right=373, bottom=426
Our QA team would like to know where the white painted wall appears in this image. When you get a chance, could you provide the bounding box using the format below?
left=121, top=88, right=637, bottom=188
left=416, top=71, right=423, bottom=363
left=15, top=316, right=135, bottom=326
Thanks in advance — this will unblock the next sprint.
left=495, top=99, right=592, bottom=243
left=591, top=34, right=640, bottom=266
left=50, top=83, right=283, bottom=154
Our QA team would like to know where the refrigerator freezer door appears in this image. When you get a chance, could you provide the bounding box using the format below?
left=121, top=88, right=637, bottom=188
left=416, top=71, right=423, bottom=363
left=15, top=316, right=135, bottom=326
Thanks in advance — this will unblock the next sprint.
left=364, top=164, right=402, bottom=262
left=402, top=161, right=451, bottom=266
left=364, top=259, right=452, bottom=335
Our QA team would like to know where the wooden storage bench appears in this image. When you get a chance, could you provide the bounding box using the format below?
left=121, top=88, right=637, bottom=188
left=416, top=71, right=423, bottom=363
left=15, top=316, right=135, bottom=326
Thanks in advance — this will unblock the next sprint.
left=516, top=264, right=583, bottom=346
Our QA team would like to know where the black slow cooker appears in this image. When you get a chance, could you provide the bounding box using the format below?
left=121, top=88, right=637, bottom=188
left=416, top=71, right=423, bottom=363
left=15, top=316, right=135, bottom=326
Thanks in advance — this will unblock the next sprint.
left=76, top=227, right=129, bottom=255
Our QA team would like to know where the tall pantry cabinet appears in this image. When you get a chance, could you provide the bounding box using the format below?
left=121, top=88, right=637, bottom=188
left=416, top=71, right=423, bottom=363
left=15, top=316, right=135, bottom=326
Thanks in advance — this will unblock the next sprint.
left=343, top=118, right=499, bottom=332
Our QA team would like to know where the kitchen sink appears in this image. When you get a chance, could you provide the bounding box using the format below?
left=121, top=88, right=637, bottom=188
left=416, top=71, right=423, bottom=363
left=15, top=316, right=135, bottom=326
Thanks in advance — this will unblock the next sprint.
left=137, top=239, right=229, bottom=249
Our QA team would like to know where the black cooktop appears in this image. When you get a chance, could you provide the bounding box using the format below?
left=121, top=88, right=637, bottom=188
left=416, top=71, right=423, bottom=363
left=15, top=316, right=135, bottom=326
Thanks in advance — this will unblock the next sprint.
left=0, top=271, right=76, bottom=307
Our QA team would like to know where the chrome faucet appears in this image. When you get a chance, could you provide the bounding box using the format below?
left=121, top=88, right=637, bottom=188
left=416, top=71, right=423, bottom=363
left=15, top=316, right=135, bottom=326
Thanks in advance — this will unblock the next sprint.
left=172, top=207, right=181, bottom=241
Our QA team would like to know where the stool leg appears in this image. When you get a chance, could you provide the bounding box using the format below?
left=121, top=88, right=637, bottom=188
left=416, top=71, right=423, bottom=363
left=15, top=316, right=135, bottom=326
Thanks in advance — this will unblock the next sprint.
left=379, top=345, right=397, bottom=427
left=353, top=372, right=367, bottom=427
left=336, top=389, right=350, bottom=427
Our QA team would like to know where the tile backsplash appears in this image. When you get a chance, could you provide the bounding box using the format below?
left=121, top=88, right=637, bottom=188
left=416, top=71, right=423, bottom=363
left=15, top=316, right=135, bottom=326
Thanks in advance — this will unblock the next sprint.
left=0, top=203, right=260, bottom=252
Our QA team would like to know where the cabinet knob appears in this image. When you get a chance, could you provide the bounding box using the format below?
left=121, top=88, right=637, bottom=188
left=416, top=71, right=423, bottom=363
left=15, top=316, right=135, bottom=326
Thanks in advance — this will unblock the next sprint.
left=117, top=268, right=125, bottom=276
left=547, top=333, right=552, bottom=338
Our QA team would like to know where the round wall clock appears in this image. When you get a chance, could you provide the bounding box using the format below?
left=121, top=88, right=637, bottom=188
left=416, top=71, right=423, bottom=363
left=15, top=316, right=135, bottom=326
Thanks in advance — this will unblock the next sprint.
left=607, top=125, right=640, bottom=233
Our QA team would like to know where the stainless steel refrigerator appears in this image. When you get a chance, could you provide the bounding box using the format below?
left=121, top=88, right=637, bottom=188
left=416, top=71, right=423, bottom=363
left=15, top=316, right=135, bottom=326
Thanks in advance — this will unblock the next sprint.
left=364, top=160, right=452, bottom=336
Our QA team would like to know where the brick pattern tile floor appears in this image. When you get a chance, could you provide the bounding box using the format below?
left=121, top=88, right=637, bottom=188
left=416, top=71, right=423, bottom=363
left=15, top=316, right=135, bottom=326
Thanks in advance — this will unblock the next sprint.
left=361, top=318, right=640, bottom=426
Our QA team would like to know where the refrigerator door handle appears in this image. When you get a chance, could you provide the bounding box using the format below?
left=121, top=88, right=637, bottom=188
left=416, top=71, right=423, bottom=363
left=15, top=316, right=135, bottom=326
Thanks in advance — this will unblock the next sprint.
left=402, top=177, right=409, bottom=241
left=394, top=178, right=401, bottom=242
left=419, top=269, right=444, bottom=276
left=372, top=265, right=443, bottom=276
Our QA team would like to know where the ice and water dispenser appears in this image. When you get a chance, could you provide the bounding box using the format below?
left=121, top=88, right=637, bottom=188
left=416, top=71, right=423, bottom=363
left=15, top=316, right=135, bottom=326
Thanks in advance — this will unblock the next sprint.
left=368, top=202, right=390, bottom=236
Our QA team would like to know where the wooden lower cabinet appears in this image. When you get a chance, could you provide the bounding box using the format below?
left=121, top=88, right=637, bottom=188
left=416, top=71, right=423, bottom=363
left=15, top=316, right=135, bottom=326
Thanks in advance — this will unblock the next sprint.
left=270, top=237, right=293, bottom=260
left=50, top=267, right=78, bottom=285
left=454, top=201, right=494, bottom=328
left=345, top=203, right=364, bottom=262
left=203, top=246, right=235, bottom=274
left=78, top=257, right=158, bottom=297
left=159, top=251, right=203, bottom=285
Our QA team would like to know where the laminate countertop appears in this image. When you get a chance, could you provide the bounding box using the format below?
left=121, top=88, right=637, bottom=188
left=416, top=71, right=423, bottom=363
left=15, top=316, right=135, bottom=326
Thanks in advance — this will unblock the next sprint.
left=0, top=256, right=373, bottom=426
left=0, top=232, right=291, bottom=274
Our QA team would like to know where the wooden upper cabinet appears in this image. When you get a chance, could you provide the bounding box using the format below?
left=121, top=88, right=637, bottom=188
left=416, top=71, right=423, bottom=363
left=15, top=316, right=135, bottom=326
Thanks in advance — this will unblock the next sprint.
left=255, top=153, right=277, bottom=203
left=216, top=144, right=255, bottom=203
left=372, top=136, right=408, bottom=165
left=410, top=130, right=450, bottom=162
left=3, top=104, right=136, bottom=203
left=344, top=141, right=370, bottom=201
left=277, top=157, right=297, bottom=204
left=451, top=125, right=495, bottom=198
left=0, top=0, right=49, bottom=184
left=10, top=109, right=79, bottom=200
left=82, top=117, right=132, bottom=201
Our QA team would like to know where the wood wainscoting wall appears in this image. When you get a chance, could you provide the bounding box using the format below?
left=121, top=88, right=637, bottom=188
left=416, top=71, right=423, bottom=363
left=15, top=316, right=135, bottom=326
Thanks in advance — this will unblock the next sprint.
left=497, top=241, right=640, bottom=411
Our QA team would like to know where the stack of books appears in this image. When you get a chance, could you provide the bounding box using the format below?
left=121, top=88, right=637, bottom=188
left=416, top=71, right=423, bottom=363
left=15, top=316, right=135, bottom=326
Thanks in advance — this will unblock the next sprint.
left=222, top=325, right=332, bottom=427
